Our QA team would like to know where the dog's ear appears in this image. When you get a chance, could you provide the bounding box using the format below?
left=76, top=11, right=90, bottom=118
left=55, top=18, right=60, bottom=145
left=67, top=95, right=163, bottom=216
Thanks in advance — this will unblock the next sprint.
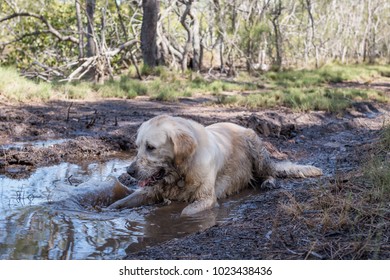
left=171, top=130, right=197, bottom=166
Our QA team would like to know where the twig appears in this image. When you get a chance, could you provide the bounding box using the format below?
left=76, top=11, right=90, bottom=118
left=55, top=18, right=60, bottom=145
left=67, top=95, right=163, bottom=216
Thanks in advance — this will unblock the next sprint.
left=67, top=175, right=74, bottom=186
left=86, top=109, right=98, bottom=128
left=66, top=102, right=73, bottom=122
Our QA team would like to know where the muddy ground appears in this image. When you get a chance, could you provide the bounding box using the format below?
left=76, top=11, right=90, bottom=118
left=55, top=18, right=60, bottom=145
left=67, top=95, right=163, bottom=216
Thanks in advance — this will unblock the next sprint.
left=1, top=84, right=390, bottom=259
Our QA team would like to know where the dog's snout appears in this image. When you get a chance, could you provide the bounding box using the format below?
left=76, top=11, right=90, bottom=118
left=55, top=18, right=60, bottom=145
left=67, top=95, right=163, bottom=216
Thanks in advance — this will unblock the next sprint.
left=127, top=162, right=137, bottom=177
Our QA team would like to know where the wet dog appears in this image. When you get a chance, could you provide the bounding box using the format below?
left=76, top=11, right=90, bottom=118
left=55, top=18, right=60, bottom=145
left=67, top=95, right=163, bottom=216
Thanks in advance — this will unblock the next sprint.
left=108, top=115, right=322, bottom=215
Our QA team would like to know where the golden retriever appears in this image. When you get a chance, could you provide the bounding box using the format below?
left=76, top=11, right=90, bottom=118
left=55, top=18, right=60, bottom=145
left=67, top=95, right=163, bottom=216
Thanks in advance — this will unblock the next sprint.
left=108, top=115, right=322, bottom=215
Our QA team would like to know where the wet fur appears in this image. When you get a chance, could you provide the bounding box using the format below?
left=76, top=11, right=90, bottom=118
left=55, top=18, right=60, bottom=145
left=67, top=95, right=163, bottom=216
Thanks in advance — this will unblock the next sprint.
left=108, top=115, right=322, bottom=215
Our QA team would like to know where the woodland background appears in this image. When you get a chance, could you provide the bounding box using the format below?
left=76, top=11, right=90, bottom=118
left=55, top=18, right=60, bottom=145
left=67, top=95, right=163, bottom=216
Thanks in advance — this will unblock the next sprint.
left=1, top=0, right=390, bottom=82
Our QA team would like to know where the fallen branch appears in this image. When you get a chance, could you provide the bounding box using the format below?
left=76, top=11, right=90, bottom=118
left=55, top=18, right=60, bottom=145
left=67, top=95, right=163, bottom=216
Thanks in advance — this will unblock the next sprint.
left=32, top=61, right=64, bottom=77
left=61, top=39, right=139, bottom=82
left=65, top=56, right=95, bottom=81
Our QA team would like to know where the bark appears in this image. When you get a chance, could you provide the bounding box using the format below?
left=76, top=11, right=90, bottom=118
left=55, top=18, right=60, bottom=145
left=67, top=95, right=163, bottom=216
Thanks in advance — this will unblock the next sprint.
left=270, top=0, right=283, bottom=71
left=75, top=0, right=84, bottom=59
left=86, top=0, right=96, bottom=57
left=305, top=0, right=319, bottom=68
left=191, top=4, right=201, bottom=71
left=213, top=0, right=226, bottom=73
left=141, top=0, right=159, bottom=67
left=180, top=0, right=201, bottom=71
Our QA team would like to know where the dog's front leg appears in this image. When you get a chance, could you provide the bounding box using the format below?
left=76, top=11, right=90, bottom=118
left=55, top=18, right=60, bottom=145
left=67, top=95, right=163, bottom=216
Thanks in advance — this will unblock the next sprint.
left=181, top=197, right=217, bottom=216
left=107, top=188, right=156, bottom=210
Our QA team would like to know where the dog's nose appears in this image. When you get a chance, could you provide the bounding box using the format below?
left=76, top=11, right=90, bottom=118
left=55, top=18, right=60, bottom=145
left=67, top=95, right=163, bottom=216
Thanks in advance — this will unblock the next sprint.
left=127, top=162, right=137, bottom=177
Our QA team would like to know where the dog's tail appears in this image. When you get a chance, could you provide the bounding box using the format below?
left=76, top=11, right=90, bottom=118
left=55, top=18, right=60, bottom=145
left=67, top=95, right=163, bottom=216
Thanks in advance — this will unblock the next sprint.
left=272, top=161, right=322, bottom=178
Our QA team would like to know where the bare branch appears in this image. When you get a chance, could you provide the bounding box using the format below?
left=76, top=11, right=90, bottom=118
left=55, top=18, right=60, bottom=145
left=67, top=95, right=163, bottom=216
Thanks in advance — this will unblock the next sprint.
left=0, top=30, right=50, bottom=45
left=0, top=12, right=79, bottom=44
left=62, top=39, right=139, bottom=82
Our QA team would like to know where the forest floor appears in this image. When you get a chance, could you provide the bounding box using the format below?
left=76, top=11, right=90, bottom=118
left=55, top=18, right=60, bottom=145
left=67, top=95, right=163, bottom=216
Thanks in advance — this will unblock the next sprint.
left=1, top=78, right=390, bottom=259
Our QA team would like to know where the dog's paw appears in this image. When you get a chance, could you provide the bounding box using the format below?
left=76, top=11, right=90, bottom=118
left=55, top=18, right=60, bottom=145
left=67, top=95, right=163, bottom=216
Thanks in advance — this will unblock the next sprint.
left=181, top=199, right=217, bottom=216
left=261, top=177, right=279, bottom=189
left=106, top=202, right=120, bottom=210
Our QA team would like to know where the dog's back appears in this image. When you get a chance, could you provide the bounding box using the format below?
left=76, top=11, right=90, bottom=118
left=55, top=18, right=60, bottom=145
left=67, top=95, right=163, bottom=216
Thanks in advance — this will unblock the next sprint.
left=207, top=122, right=322, bottom=194
left=205, top=123, right=256, bottom=198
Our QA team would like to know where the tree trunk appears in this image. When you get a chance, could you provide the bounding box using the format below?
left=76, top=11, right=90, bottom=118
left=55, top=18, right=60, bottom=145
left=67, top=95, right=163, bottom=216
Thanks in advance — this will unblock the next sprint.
left=191, top=3, right=201, bottom=71
left=141, top=0, right=159, bottom=67
left=86, top=0, right=96, bottom=57
left=75, top=0, right=84, bottom=59
left=115, top=0, right=142, bottom=79
left=180, top=1, right=193, bottom=71
left=214, top=0, right=226, bottom=73
left=270, top=0, right=283, bottom=71
left=305, top=0, right=318, bottom=68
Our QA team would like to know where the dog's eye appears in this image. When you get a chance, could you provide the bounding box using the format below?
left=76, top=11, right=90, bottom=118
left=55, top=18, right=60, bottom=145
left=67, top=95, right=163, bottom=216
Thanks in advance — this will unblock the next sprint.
left=146, top=143, right=155, bottom=151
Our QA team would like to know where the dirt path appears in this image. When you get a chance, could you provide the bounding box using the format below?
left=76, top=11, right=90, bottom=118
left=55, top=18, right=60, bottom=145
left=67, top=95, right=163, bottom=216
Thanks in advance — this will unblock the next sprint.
left=1, top=95, right=389, bottom=259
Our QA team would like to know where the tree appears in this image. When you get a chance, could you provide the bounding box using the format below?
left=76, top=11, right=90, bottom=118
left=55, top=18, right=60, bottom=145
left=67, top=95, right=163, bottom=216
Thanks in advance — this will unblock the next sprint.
left=86, top=0, right=96, bottom=57
left=141, top=0, right=159, bottom=67
left=1, top=0, right=390, bottom=79
left=269, top=0, right=283, bottom=71
left=75, top=0, right=84, bottom=59
left=179, top=0, right=201, bottom=71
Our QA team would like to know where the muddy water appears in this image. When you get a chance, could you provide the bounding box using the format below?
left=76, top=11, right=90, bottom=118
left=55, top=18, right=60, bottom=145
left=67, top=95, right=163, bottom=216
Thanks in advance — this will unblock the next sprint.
left=0, top=139, right=70, bottom=150
left=0, top=156, right=257, bottom=260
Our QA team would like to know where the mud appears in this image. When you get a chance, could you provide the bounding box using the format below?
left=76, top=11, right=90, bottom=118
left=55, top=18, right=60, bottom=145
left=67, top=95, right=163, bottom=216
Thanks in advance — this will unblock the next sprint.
left=1, top=85, right=390, bottom=259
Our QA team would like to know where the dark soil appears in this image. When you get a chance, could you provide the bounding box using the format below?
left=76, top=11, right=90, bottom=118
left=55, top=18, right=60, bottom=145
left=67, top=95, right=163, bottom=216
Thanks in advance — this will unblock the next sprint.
left=1, top=89, right=389, bottom=259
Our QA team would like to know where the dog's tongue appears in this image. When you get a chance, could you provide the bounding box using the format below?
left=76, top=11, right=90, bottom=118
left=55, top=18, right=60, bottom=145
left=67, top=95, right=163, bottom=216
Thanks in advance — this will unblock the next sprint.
left=139, top=178, right=151, bottom=188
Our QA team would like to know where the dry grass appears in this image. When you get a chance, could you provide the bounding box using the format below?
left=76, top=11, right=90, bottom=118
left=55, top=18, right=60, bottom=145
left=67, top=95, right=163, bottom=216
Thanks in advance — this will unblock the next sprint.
left=276, top=124, right=390, bottom=259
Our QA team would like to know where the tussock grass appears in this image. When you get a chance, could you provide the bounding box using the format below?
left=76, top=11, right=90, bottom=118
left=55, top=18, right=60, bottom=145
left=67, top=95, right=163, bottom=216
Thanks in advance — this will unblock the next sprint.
left=277, top=124, right=390, bottom=259
left=214, top=64, right=389, bottom=111
left=217, top=87, right=386, bottom=112
left=266, top=64, right=390, bottom=88
left=364, top=124, right=390, bottom=201
left=1, top=64, right=389, bottom=111
left=56, top=82, right=95, bottom=99
left=0, top=67, right=52, bottom=102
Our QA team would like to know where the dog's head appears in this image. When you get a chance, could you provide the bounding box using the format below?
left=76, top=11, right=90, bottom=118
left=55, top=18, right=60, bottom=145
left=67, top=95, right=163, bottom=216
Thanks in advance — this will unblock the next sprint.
left=128, top=115, right=197, bottom=187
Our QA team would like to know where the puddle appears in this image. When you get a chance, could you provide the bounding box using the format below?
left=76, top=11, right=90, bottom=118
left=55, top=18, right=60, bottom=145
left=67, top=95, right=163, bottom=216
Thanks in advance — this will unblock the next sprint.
left=0, top=139, right=70, bottom=150
left=0, top=157, right=257, bottom=260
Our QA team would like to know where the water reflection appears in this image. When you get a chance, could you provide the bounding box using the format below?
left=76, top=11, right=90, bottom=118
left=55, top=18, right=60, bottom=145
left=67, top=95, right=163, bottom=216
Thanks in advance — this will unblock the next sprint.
left=0, top=158, right=257, bottom=260
left=0, top=139, right=70, bottom=150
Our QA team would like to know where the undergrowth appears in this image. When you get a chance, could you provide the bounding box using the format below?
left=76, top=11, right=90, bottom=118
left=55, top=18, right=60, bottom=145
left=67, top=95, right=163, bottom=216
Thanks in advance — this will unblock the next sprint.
left=278, top=124, right=390, bottom=259
left=1, top=64, right=389, bottom=112
left=0, top=67, right=52, bottom=102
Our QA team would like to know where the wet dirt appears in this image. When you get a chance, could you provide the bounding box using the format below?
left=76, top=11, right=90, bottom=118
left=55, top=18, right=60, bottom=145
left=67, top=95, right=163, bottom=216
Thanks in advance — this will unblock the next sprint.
left=0, top=84, right=390, bottom=259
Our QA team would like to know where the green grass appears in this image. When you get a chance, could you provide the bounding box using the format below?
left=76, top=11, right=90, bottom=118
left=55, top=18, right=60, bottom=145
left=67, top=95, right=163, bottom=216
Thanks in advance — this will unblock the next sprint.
left=56, top=81, right=94, bottom=99
left=1, top=64, right=389, bottom=111
left=0, top=67, right=52, bottom=102
left=216, top=87, right=386, bottom=112
left=265, top=64, right=390, bottom=88
left=214, top=63, right=390, bottom=112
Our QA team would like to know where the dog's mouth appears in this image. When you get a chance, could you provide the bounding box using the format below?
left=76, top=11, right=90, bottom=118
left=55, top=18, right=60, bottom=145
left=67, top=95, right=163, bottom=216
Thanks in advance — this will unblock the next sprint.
left=138, top=169, right=166, bottom=187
